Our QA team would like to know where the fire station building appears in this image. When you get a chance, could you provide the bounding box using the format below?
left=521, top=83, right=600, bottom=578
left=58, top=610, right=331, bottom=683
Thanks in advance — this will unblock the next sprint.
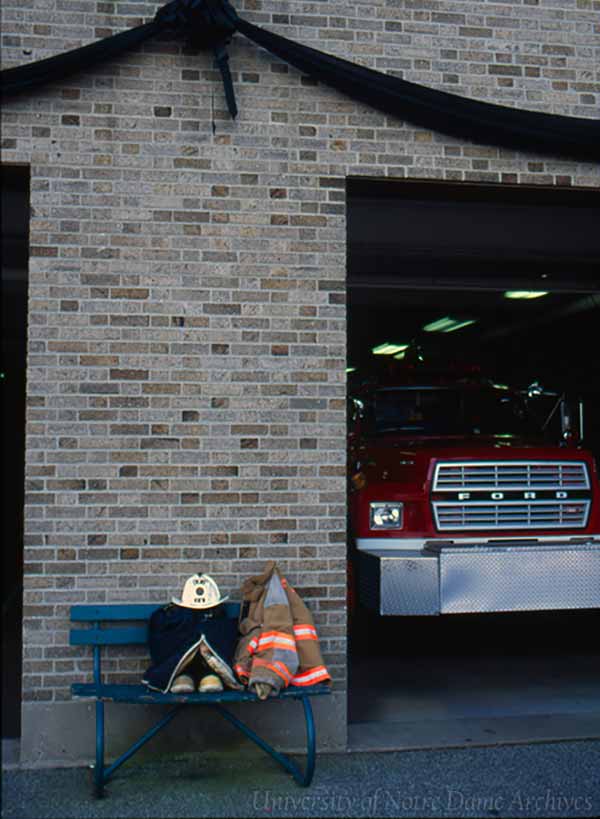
left=1, top=0, right=599, bottom=767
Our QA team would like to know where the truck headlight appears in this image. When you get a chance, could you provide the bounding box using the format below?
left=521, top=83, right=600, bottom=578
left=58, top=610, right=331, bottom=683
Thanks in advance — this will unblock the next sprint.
left=370, top=502, right=403, bottom=529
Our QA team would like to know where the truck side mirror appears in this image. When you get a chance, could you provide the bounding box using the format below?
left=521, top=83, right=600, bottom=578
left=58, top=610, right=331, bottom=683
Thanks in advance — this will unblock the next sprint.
left=560, top=398, right=581, bottom=443
left=348, top=398, right=365, bottom=424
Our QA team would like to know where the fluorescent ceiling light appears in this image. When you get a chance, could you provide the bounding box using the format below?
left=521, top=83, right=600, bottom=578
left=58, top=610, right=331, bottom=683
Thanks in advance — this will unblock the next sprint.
left=372, top=343, right=410, bottom=355
left=346, top=367, right=356, bottom=373
left=423, top=317, right=477, bottom=333
left=442, top=319, right=477, bottom=333
left=393, top=351, right=406, bottom=360
left=504, top=291, right=549, bottom=300
left=423, top=317, right=456, bottom=332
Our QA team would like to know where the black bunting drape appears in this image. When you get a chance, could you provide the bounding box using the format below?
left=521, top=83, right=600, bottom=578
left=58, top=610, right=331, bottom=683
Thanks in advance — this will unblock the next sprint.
left=1, top=0, right=599, bottom=162
left=0, top=21, right=162, bottom=97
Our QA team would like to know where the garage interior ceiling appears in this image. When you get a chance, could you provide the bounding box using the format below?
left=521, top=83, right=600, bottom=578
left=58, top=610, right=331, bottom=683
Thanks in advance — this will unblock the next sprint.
left=346, top=179, right=600, bottom=393
left=347, top=178, right=600, bottom=289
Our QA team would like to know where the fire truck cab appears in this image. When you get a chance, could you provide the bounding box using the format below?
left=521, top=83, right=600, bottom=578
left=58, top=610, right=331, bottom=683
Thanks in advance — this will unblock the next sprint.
left=348, top=365, right=600, bottom=616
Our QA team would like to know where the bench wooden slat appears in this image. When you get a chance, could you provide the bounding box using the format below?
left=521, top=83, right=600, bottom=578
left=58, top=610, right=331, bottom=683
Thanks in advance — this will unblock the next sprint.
left=70, top=602, right=241, bottom=622
left=70, top=626, right=148, bottom=646
left=70, top=604, right=162, bottom=621
left=72, top=682, right=332, bottom=704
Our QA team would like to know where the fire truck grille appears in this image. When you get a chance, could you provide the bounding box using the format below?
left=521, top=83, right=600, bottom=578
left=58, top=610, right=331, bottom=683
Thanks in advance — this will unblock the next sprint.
left=432, top=461, right=590, bottom=491
left=431, top=461, right=591, bottom=532
left=433, top=500, right=591, bottom=531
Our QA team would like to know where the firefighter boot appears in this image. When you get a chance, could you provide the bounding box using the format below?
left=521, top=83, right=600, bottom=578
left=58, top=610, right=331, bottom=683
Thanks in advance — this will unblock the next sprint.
left=198, top=673, right=224, bottom=693
left=170, top=674, right=195, bottom=694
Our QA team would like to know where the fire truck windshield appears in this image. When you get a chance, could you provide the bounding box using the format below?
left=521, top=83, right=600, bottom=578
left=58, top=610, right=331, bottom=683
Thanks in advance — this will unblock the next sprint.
left=371, top=387, right=541, bottom=437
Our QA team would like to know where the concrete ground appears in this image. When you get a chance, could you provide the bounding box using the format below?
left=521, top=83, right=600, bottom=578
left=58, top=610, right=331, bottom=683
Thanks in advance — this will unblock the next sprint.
left=2, top=741, right=600, bottom=818
left=348, top=652, right=600, bottom=751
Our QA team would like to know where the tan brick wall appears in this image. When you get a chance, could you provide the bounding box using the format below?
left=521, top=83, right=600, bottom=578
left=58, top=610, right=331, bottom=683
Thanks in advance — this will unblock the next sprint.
left=1, top=0, right=599, bottom=751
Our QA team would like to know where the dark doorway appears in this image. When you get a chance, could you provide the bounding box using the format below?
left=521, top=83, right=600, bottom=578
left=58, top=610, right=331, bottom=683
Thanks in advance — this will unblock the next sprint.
left=1, top=165, right=30, bottom=739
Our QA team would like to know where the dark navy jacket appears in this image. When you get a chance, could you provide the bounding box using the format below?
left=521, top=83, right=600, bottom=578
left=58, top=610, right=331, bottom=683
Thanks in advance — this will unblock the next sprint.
left=142, top=603, right=239, bottom=693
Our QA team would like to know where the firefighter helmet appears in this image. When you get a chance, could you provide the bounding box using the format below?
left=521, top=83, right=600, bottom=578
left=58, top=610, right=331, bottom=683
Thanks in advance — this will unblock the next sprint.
left=171, top=573, right=229, bottom=609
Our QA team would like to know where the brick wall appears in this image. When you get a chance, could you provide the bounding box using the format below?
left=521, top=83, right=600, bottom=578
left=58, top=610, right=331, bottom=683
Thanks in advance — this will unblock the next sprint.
left=1, top=0, right=598, bottom=759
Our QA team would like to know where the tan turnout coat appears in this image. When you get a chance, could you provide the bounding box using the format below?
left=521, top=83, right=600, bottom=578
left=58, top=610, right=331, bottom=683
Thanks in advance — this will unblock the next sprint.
left=233, top=561, right=331, bottom=693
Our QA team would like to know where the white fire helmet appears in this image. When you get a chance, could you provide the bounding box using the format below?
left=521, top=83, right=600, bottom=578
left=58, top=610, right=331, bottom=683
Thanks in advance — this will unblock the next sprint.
left=171, top=573, right=229, bottom=610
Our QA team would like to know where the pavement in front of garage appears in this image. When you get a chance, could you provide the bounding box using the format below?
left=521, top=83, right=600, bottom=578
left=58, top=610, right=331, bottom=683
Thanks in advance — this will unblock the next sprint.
left=2, top=741, right=600, bottom=818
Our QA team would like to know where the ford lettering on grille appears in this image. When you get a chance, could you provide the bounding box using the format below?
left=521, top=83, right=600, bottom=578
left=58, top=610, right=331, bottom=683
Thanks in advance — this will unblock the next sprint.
left=431, top=461, right=591, bottom=531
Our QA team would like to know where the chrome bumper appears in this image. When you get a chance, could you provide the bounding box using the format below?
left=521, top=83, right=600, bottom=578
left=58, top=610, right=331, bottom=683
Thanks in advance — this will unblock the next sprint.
left=358, top=540, right=600, bottom=615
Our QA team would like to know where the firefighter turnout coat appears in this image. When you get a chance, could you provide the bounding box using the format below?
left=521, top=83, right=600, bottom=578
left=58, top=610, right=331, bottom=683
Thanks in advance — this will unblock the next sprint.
left=233, top=561, right=331, bottom=693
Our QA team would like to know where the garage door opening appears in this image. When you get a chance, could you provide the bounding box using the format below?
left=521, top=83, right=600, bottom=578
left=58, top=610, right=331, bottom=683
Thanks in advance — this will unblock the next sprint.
left=346, top=178, right=600, bottom=750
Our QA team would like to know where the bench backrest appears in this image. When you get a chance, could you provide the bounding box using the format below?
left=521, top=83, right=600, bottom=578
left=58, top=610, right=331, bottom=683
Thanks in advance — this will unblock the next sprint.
left=70, top=602, right=242, bottom=647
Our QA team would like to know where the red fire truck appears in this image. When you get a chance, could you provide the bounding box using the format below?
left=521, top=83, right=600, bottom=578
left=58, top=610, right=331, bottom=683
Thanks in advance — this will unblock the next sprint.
left=348, top=363, right=600, bottom=615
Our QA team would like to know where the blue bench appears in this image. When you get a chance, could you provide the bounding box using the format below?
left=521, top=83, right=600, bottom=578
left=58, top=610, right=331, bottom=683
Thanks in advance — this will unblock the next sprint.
left=70, top=603, right=331, bottom=797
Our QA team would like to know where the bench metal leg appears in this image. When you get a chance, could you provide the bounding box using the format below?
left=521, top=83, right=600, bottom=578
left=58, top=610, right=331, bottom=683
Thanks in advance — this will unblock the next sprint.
left=89, top=695, right=318, bottom=796
left=94, top=700, right=105, bottom=798
left=301, top=696, right=316, bottom=786
left=92, top=702, right=184, bottom=797
left=213, top=694, right=317, bottom=787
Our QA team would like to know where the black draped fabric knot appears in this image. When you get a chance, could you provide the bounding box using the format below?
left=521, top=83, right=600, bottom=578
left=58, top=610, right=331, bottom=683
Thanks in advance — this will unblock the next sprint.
left=155, top=0, right=239, bottom=116
left=155, top=0, right=237, bottom=48
left=1, top=0, right=599, bottom=160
